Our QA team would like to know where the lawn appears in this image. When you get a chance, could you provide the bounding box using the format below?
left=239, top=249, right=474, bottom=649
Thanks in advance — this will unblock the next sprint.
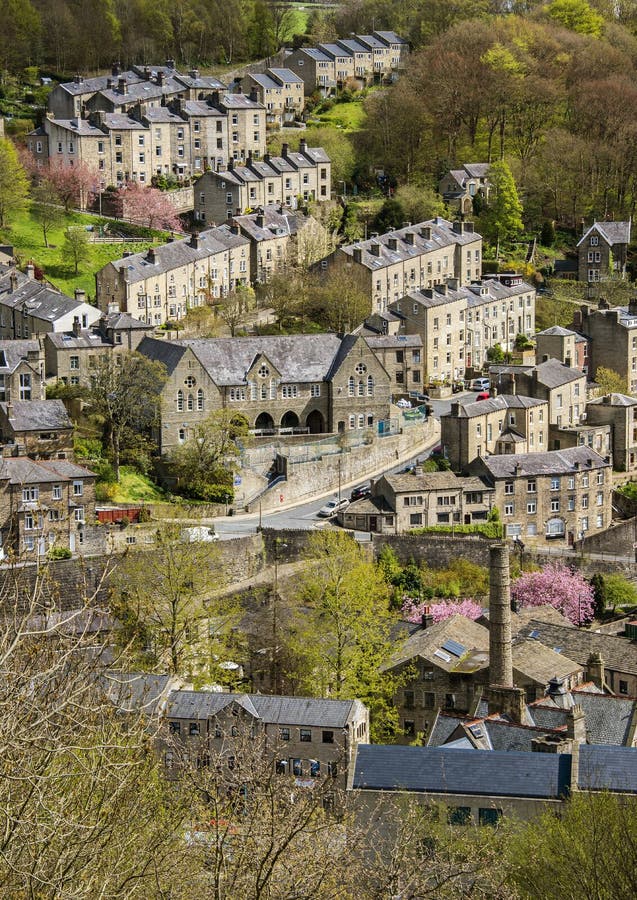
left=1, top=205, right=154, bottom=300
left=316, top=99, right=367, bottom=132
left=110, top=467, right=166, bottom=504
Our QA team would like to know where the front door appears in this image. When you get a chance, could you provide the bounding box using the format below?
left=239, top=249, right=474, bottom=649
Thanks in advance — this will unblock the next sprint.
left=369, top=516, right=378, bottom=532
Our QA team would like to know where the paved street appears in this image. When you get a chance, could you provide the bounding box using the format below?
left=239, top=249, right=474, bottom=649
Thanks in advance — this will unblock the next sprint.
left=215, top=393, right=478, bottom=538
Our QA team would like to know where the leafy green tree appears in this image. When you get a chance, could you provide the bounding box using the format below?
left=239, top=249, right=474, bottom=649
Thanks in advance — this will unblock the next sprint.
left=218, top=283, right=255, bottom=336
left=590, top=572, right=608, bottom=618
left=61, top=226, right=91, bottom=274
left=169, top=409, right=250, bottom=502
left=603, top=573, right=637, bottom=612
left=371, top=198, right=406, bottom=233
left=0, top=138, right=29, bottom=228
left=480, top=160, right=524, bottom=258
left=540, top=220, right=556, bottom=247
left=86, top=352, right=167, bottom=481
left=31, top=179, right=64, bottom=248
left=595, top=366, right=629, bottom=395
left=287, top=531, right=403, bottom=740
left=111, top=520, right=240, bottom=677
left=394, top=182, right=448, bottom=224
left=487, top=342, right=506, bottom=363
left=546, top=0, right=605, bottom=35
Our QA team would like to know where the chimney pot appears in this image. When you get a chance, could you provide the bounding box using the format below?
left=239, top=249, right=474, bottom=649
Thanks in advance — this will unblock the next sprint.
left=72, top=316, right=82, bottom=337
left=118, top=77, right=128, bottom=95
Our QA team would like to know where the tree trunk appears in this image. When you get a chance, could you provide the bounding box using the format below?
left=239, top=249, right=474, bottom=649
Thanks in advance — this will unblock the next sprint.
left=112, top=428, right=121, bottom=482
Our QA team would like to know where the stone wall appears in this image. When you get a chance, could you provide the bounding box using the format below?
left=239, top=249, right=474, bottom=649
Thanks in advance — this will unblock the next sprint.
left=372, top=533, right=496, bottom=567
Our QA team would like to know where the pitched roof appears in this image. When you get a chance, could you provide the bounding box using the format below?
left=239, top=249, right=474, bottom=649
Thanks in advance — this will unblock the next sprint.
left=490, top=358, right=586, bottom=388
left=588, top=392, right=637, bottom=408
left=166, top=690, right=361, bottom=727
left=512, top=638, right=582, bottom=684
left=380, top=470, right=464, bottom=494
left=535, top=325, right=579, bottom=337
left=0, top=271, right=88, bottom=324
left=519, top=620, right=637, bottom=677
left=353, top=744, right=569, bottom=799
left=448, top=393, right=546, bottom=419
left=578, top=744, right=637, bottom=792
left=267, top=68, right=304, bottom=84
left=473, top=446, right=610, bottom=479
left=383, top=615, right=490, bottom=671
left=1, top=400, right=72, bottom=432
left=342, top=218, right=481, bottom=271
left=577, top=221, right=631, bottom=248
left=364, top=334, right=422, bottom=350
left=138, top=333, right=345, bottom=385
left=0, top=340, right=40, bottom=374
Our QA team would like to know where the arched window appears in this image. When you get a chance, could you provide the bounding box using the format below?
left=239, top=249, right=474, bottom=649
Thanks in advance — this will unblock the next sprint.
left=367, top=375, right=374, bottom=395
left=348, top=376, right=355, bottom=396
left=197, top=389, right=204, bottom=410
left=358, top=380, right=364, bottom=396
left=176, top=389, right=184, bottom=411
left=187, top=393, right=194, bottom=411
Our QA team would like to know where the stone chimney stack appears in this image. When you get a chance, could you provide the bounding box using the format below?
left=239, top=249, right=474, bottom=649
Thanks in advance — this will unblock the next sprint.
left=587, top=651, right=607, bottom=691
left=9, top=273, right=17, bottom=293
left=26, top=263, right=35, bottom=279
left=489, top=543, right=513, bottom=687
left=72, top=316, right=82, bottom=338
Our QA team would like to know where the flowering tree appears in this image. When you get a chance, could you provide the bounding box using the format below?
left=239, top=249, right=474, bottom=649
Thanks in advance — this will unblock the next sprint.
left=116, top=182, right=182, bottom=232
left=511, top=563, right=594, bottom=625
left=46, top=159, right=100, bottom=211
left=402, top=597, right=483, bottom=624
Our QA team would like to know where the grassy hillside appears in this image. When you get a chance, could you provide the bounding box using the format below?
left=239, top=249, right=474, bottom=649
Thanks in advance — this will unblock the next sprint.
left=1, top=206, right=154, bottom=300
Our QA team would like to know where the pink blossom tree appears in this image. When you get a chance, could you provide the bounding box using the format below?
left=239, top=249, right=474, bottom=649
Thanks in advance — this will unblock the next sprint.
left=511, top=563, right=594, bottom=625
left=46, top=160, right=100, bottom=211
left=402, top=597, right=483, bottom=624
left=116, top=183, right=182, bottom=232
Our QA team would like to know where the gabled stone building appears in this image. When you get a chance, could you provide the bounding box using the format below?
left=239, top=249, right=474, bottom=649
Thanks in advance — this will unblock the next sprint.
left=573, top=298, right=637, bottom=392
left=585, top=392, right=637, bottom=472
left=490, top=358, right=587, bottom=428
left=0, top=269, right=100, bottom=339
left=0, top=340, right=45, bottom=403
left=438, top=163, right=491, bottom=216
left=137, top=333, right=391, bottom=454
left=577, top=220, right=631, bottom=283
left=0, top=400, right=74, bottom=459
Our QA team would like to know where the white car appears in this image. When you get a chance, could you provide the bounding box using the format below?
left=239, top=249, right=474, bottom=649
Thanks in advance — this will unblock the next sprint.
left=317, top=497, right=350, bottom=518
left=471, top=377, right=491, bottom=392
left=396, top=398, right=411, bottom=408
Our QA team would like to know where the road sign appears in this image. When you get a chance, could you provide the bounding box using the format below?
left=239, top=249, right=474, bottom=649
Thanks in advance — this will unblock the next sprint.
left=233, top=475, right=242, bottom=486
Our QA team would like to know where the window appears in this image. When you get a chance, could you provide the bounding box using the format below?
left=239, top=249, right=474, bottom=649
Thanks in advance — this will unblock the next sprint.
left=479, top=808, right=502, bottom=826
left=300, top=728, right=312, bottom=742
left=527, top=479, right=536, bottom=493
left=22, top=487, right=38, bottom=502
left=449, top=807, right=472, bottom=826
left=292, top=759, right=303, bottom=776
left=527, top=501, right=536, bottom=514
left=322, top=730, right=334, bottom=744
left=403, top=720, right=415, bottom=738
left=550, top=498, right=560, bottom=512
left=582, top=495, right=589, bottom=509
left=504, top=481, right=514, bottom=495
left=169, top=721, right=180, bottom=734
left=504, top=503, right=514, bottom=516
left=310, top=384, right=321, bottom=397
left=72, top=481, right=83, bottom=497
left=19, top=373, right=31, bottom=400
left=279, top=728, right=290, bottom=741
left=189, top=723, right=200, bottom=737
left=52, top=484, right=62, bottom=500
left=619, top=680, right=629, bottom=695
left=550, top=477, right=561, bottom=491
left=176, top=390, right=184, bottom=411
left=48, top=509, right=59, bottom=522
left=596, top=491, right=603, bottom=506
left=546, top=518, right=565, bottom=537
left=597, top=471, right=604, bottom=485
left=74, top=508, right=84, bottom=522
left=70, top=355, right=79, bottom=370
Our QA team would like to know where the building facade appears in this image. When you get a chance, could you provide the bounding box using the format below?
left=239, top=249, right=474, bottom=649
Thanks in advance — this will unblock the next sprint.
left=0, top=269, right=100, bottom=339
left=438, top=163, right=491, bottom=216
left=137, top=333, right=391, bottom=454
left=573, top=298, right=637, bottom=392
left=469, top=446, right=612, bottom=544
left=490, top=358, right=587, bottom=428
left=585, top=392, right=637, bottom=472
left=577, top=221, right=631, bottom=283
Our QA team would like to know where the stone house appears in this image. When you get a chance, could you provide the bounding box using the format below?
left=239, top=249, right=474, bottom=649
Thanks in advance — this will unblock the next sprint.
left=0, top=340, right=45, bottom=403
left=546, top=419, right=611, bottom=459
left=438, top=163, right=491, bottom=216
left=161, top=690, right=369, bottom=791
left=0, top=456, right=96, bottom=558
left=362, top=334, right=423, bottom=398
left=577, top=220, right=631, bottom=283
left=317, top=43, right=355, bottom=86
left=241, top=69, right=304, bottom=128
left=325, top=219, right=482, bottom=316
left=535, top=325, right=589, bottom=373
left=518, top=619, right=637, bottom=698
left=441, top=394, right=549, bottom=472
left=44, top=312, right=153, bottom=386
left=0, top=269, right=100, bottom=339
left=194, top=139, right=331, bottom=224
left=490, top=358, right=587, bottom=428
left=333, top=38, right=374, bottom=85
left=585, top=392, right=637, bottom=472
left=573, top=298, right=637, bottom=392
left=229, top=205, right=329, bottom=283
left=391, top=274, right=535, bottom=383
left=284, top=47, right=338, bottom=95
left=469, top=446, right=612, bottom=544
left=341, top=470, right=494, bottom=533
left=95, top=227, right=251, bottom=326
left=137, top=332, right=391, bottom=454
left=356, top=34, right=394, bottom=78
left=0, top=400, right=74, bottom=459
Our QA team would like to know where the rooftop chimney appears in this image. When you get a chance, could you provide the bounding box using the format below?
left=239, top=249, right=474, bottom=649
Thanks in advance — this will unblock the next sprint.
left=587, top=651, right=608, bottom=691
left=299, top=137, right=307, bottom=155
left=73, top=74, right=83, bottom=86
left=404, top=231, right=415, bottom=245
left=189, top=68, right=200, bottom=79
left=255, top=212, right=264, bottom=228
left=189, top=232, right=200, bottom=250
left=165, top=58, right=175, bottom=70
left=74, top=288, right=86, bottom=303
left=353, top=247, right=362, bottom=264
left=281, top=142, right=289, bottom=158
left=387, top=237, right=398, bottom=251
left=25, top=264, right=35, bottom=280
left=249, top=87, right=258, bottom=102
left=72, top=316, right=82, bottom=338
left=157, top=71, right=165, bottom=86
left=370, top=242, right=381, bottom=257
left=452, top=220, right=464, bottom=235
left=420, top=225, right=432, bottom=240
left=420, top=607, right=434, bottom=629
left=146, top=247, right=157, bottom=264
left=629, top=297, right=637, bottom=317
left=118, top=77, right=128, bottom=95
left=9, top=273, right=17, bottom=293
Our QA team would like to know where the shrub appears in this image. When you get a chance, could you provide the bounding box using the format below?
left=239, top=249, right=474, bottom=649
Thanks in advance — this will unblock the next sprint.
left=95, top=482, right=118, bottom=502
left=47, top=546, right=72, bottom=560
left=409, top=523, right=503, bottom=538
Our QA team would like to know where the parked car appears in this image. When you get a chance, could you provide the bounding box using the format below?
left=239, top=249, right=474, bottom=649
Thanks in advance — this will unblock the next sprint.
left=350, top=482, right=372, bottom=502
left=476, top=391, right=491, bottom=401
left=317, top=497, right=350, bottom=517
left=396, top=398, right=411, bottom=408
left=471, top=377, right=491, bottom=391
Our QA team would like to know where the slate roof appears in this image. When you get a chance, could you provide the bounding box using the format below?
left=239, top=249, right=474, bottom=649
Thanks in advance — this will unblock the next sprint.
left=233, top=205, right=306, bottom=241
left=427, top=711, right=470, bottom=747
left=102, top=672, right=178, bottom=714
left=46, top=331, right=111, bottom=350
left=383, top=615, right=490, bottom=671
left=49, top=118, right=105, bottom=136
left=0, top=456, right=94, bottom=485
left=174, top=72, right=226, bottom=91
left=577, top=221, right=631, bottom=248
left=267, top=68, right=304, bottom=84
left=564, top=692, right=635, bottom=745
left=335, top=38, right=371, bottom=55
left=373, top=30, right=408, bottom=46
left=519, top=620, right=637, bottom=677
left=512, top=638, right=582, bottom=684
left=535, top=325, right=579, bottom=337
left=353, top=745, right=569, bottom=799
left=0, top=271, right=86, bottom=324
left=319, top=43, right=353, bottom=59
left=166, top=690, right=361, bottom=727
left=343, top=218, right=481, bottom=272
left=58, top=71, right=141, bottom=97
left=1, top=400, right=72, bottom=432
left=0, top=340, right=40, bottom=373
left=380, top=471, right=465, bottom=494
left=473, top=446, right=609, bottom=480
left=106, top=227, right=249, bottom=284
left=138, top=333, right=345, bottom=386
left=448, top=394, right=546, bottom=419
left=578, top=744, right=637, bottom=792
left=357, top=35, right=386, bottom=49
left=588, top=392, right=637, bottom=408
left=490, top=358, right=585, bottom=389
left=364, top=334, right=422, bottom=350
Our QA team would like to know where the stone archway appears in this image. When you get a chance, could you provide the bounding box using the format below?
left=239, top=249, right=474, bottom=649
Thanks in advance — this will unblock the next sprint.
left=281, top=410, right=300, bottom=429
left=306, top=409, right=325, bottom=434
left=254, top=412, right=275, bottom=432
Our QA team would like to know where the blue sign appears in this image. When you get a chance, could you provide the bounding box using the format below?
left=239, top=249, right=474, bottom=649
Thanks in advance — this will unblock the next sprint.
left=233, top=476, right=242, bottom=486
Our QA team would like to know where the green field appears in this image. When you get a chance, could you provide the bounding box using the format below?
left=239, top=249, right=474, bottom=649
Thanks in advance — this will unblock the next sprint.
left=0, top=206, right=154, bottom=300
left=109, top=467, right=166, bottom=503
left=316, top=99, right=368, bottom=132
